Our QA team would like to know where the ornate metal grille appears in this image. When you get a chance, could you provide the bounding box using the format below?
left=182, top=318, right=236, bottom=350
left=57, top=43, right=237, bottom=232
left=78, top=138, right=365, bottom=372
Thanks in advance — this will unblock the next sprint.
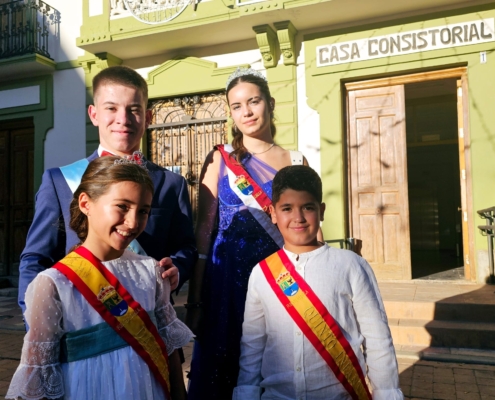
left=0, top=0, right=59, bottom=60
left=148, top=93, right=229, bottom=221
left=120, top=0, right=190, bottom=24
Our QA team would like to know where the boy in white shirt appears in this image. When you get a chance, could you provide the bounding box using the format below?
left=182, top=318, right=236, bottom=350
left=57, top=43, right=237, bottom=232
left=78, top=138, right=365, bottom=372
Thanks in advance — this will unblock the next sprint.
left=233, top=165, right=403, bottom=400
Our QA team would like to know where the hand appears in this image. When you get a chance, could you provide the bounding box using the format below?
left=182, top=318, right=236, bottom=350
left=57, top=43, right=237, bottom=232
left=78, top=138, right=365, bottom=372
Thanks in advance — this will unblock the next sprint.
left=158, top=257, right=179, bottom=291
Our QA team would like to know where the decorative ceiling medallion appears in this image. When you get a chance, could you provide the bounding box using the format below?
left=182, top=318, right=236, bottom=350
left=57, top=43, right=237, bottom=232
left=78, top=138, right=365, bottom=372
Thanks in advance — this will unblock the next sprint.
left=122, top=0, right=190, bottom=25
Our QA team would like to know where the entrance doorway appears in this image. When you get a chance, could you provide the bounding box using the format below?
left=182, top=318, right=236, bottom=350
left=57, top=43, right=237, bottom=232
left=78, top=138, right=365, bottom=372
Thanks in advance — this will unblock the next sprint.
left=345, top=68, right=473, bottom=281
left=405, top=79, right=463, bottom=279
left=0, top=118, right=34, bottom=279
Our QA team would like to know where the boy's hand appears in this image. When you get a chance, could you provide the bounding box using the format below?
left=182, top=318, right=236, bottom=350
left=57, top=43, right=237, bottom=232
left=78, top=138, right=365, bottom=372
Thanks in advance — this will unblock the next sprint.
left=158, top=257, right=179, bottom=291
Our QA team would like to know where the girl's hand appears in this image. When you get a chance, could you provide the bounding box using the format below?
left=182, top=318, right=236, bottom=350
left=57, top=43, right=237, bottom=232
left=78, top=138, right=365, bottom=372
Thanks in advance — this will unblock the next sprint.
left=159, top=257, right=179, bottom=291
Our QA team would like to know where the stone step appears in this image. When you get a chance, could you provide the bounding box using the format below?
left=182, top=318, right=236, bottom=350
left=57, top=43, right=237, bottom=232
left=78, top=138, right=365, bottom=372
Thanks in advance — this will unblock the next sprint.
left=384, top=300, right=495, bottom=323
left=394, top=344, right=495, bottom=365
left=389, top=318, right=495, bottom=350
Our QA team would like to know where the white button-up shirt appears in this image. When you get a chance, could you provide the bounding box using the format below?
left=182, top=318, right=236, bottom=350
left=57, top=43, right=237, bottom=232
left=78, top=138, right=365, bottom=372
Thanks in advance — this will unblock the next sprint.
left=233, top=244, right=403, bottom=400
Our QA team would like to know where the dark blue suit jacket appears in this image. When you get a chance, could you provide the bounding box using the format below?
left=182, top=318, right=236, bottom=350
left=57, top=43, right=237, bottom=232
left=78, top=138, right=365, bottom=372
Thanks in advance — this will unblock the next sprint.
left=19, top=150, right=197, bottom=312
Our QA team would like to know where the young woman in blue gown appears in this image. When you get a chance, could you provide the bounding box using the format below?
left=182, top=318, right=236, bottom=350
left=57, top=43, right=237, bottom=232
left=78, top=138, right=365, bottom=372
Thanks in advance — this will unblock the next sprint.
left=186, top=68, right=307, bottom=399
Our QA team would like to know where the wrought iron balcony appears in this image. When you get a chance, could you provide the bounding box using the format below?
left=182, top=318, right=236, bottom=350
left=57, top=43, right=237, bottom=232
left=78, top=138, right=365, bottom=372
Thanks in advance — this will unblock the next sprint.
left=0, top=0, right=59, bottom=60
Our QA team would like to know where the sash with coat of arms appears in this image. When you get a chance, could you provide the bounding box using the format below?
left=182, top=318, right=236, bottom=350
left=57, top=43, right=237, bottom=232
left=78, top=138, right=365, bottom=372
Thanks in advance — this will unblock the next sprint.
left=259, top=249, right=373, bottom=400
left=215, top=144, right=284, bottom=248
left=53, top=246, right=171, bottom=397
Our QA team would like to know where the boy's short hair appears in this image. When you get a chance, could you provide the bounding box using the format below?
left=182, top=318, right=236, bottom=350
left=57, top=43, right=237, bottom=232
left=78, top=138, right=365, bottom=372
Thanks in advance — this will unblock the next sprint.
left=272, top=165, right=322, bottom=205
left=92, top=65, right=148, bottom=104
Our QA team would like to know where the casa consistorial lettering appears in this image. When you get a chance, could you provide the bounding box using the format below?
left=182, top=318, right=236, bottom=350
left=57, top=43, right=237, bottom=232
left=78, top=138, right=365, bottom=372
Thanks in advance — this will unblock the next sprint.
left=317, top=19, right=495, bottom=67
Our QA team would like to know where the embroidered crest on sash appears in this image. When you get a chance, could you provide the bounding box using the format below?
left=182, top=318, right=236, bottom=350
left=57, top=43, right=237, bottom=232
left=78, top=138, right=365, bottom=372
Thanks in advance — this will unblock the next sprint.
left=276, top=271, right=299, bottom=296
left=260, top=250, right=372, bottom=400
left=234, top=175, right=254, bottom=195
left=53, top=247, right=171, bottom=396
left=97, top=285, right=129, bottom=316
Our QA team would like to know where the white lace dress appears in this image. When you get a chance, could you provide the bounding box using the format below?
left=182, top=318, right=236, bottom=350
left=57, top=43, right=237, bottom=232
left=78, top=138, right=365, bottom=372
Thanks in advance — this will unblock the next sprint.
left=6, top=250, right=194, bottom=400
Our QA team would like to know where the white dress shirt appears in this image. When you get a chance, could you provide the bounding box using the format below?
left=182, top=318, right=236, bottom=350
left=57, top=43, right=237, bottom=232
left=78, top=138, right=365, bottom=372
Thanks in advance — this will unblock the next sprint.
left=233, top=244, right=403, bottom=400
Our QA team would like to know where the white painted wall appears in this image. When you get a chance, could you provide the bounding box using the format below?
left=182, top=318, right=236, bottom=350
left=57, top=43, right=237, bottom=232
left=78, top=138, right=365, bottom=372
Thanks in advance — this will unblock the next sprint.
left=48, top=0, right=85, bottom=62
left=43, top=0, right=87, bottom=169
left=296, top=42, right=321, bottom=174
left=44, top=68, right=87, bottom=169
left=0, top=86, right=40, bottom=109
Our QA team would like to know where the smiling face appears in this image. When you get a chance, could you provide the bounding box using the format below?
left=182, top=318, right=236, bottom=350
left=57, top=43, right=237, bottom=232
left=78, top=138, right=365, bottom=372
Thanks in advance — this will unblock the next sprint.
left=88, top=84, right=151, bottom=156
left=270, top=189, right=325, bottom=254
left=228, top=81, right=273, bottom=138
left=79, top=181, right=152, bottom=261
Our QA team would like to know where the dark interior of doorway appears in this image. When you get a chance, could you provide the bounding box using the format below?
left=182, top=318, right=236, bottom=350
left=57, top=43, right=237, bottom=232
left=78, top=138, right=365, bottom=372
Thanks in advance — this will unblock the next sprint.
left=405, top=79, right=464, bottom=280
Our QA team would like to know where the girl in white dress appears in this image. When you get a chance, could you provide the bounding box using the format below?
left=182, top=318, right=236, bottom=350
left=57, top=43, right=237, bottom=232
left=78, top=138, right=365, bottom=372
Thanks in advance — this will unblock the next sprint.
left=7, top=155, right=193, bottom=400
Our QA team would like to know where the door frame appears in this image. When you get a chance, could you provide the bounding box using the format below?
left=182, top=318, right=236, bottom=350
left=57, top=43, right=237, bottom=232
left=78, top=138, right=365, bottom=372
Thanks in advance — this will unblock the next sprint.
left=344, top=66, right=475, bottom=281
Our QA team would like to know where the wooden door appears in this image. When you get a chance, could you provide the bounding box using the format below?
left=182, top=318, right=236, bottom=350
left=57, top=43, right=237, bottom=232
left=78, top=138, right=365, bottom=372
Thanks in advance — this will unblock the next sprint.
left=456, top=78, right=472, bottom=279
left=347, top=85, right=411, bottom=280
left=0, top=119, right=34, bottom=277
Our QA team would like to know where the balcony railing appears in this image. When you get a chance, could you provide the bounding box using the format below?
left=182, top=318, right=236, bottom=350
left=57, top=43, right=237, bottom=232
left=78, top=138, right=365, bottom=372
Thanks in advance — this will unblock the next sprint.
left=0, top=0, right=59, bottom=60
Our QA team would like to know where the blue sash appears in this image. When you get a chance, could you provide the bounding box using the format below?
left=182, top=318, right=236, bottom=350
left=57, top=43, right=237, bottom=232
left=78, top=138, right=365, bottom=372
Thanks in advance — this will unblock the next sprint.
left=60, top=312, right=157, bottom=362
left=59, top=158, right=146, bottom=256
left=59, top=158, right=89, bottom=194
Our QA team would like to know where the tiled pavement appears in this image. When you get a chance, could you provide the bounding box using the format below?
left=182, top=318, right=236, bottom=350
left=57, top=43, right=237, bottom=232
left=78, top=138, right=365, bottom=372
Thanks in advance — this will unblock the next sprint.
left=398, top=357, right=495, bottom=399
left=0, top=288, right=494, bottom=399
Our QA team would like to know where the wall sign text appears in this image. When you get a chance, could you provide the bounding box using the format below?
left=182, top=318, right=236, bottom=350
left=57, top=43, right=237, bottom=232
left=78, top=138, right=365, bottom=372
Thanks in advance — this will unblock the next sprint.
left=317, top=19, right=495, bottom=67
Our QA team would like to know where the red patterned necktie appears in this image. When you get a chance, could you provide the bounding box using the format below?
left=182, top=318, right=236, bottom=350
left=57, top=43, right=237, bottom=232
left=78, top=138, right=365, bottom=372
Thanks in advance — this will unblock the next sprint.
left=100, top=150, right=114, bottom=157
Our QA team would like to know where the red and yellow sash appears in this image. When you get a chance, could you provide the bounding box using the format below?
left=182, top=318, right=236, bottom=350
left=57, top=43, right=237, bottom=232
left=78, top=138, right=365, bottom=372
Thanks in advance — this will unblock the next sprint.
left=216, top=144, right=272, bottom=214
left=259, top=249, right=372, bottom=400
left=53, top=246, right=170, bottom=397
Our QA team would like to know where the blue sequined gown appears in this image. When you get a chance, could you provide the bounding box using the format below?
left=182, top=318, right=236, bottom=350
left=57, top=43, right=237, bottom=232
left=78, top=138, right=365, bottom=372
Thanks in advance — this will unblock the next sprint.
left=188, top=154, right=281, bottom=400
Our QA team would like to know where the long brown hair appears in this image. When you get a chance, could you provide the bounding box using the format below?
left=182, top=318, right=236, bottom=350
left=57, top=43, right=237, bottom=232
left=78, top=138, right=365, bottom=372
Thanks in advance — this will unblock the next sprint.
left=227, top=73, right=276, bottom=162
left=69, top=156, right=154, bottom=244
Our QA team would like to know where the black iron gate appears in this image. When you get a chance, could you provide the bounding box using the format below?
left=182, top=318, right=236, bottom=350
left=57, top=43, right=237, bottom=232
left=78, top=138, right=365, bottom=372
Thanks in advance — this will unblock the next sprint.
left=148, top=93, right=229, bottom=221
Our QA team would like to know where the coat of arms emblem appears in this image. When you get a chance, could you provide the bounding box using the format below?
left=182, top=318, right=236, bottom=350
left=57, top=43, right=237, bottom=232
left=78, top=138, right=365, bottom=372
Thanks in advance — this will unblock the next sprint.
left=97, top=285, right=129, bottom=316
left=276, top=271, right=299, bottom=296
left=235, top=175, right=254, bottom=196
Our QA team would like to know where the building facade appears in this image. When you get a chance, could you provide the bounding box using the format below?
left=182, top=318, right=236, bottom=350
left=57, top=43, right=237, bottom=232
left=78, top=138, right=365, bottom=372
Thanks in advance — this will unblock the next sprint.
left=1, top=0, right=495, bottom=284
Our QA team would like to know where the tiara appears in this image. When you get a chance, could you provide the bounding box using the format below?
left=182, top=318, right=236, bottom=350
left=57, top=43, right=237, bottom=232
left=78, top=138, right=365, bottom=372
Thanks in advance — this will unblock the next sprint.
left=114, top=151, right=148, bottom=171
left=226, top=67, right=267, bottom=90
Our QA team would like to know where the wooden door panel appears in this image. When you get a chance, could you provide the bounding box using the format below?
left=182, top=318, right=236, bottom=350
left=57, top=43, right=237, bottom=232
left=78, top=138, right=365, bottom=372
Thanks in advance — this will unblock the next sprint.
left=356, top=118, right=372, bottom=185
left=379, top=115, right=400, bottom=185
left=0, top=121, right=34, bottom=277
left=359, top=215, right=377, bottom=263
left=348, top=85, right=411, bottom=280
left=383, top=214, right=400, bottom=262
left=11, top=128, right=34, bottom=275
